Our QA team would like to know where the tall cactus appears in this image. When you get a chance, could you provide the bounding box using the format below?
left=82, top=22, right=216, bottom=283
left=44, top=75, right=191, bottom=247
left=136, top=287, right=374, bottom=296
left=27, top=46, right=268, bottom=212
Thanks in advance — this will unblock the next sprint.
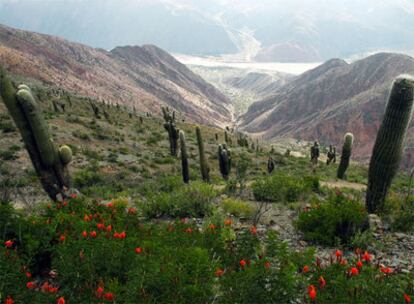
left=337, top=133, right=354, bottom=179
left=267, top=156, right=275, bottom=174
left=366, top=75, right=414, bottom=213
left=0, top=67, right=72, bottom=201
left=195, top=126, right=210, bottom=182
left=218, top=144, right=231, bottom=180
left=162, top=106, right=179, bottom=156
left=179, top=131, right=189, bottom=184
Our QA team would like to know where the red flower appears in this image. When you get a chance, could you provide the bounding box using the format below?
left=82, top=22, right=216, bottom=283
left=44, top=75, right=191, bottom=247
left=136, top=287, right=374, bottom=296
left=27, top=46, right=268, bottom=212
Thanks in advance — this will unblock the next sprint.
left=404, top=294, right=411, bottom=303
left=128, top=207, right=137, bottom=214
left=5, top=296, right=14, bottom=304
left=26, top=281, right=35, bottom=289
left=70, top=193, right=77, bottom=199
left=340, top=258, right=347, bottom=265
left=185, top=227, right=193, bottom=233
left=335, top=250, right=342, bottom=258
left=41, top=281, right=50, bottom=292
left=63, top=201, right=68, bottom=207
left=106, top=225, right=113, bottom=232
left=363, top=251, right=371, bottom=262
left=350, top=267, right=359, bottom=276
left=104, top=292, right=114, bottom=301
left=26, top=271, right=32, bottom=278
left=356, top=260, right=363, bottom=269
left=215, top=268, right=224, bottom=277
left=209, top=223, right=216, bottom=230
left=308, top=285, right=317, bottom=300
left=113, top=232, right=120, bottom=238
left=4, top=240, right=13, bottom=248
left=380, top=266, right=392, bottom=274
left=57, top=296, right=65, bottom=304
left=48, top=286, right=58, bottom=293
left=59, top=235, right=66, bottom=242
left=84, top=214, right=91, bottom=222
left=250, top=226, right=257, bottom=235
left=240, top=259, right=247, bottom=267
left=303, top=265, right=309, bottom=273
left=224, top=219, right=233, bottom=226
left=119, top=231, right=126, bottom=239
left=97, top=223, right=105, bottom=230
left=82, top=231, right=88, bottom=238
left=264, top=261, right=271, bottom=269
left=318, top=276, right=326, bottom=289
left=107, top=202, right=113, bottom=208
left=96, top=286, right=104, bottom=298
left=90, top=231, right=97, bottom=238
left=135, top=247, right=142, bottom=254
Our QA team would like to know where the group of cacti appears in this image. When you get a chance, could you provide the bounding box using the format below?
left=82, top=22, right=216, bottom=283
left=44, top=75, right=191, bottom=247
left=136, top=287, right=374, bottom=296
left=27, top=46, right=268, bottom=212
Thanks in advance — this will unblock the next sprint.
left=0, top=67, right=72, bottom=201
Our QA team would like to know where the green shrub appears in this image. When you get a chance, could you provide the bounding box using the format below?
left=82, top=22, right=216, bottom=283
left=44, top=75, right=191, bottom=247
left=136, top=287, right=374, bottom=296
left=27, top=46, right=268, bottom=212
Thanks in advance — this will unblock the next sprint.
left=142, top=182, right=218, bottom=218
left=221, top=198, right=254, bottom=218
left=252, top=172, right=319, bottom=203
left=384, top=194, right=414, bottom=232
left=73, top=167, right=104, bottom=189
left=295, top=193, right=368, bottom=245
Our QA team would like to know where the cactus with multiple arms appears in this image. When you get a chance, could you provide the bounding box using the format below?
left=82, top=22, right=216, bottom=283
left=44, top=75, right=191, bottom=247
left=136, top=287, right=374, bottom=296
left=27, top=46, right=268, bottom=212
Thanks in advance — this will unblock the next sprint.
left=0, top=67, right=72, bottom=201
left=218, top=144, right=231, bottom=180
left=337, top=133, right=354, bottom=179
left=179, top=131, right=189, bottom=184
left=162, top=106, right=179, bottom=156
left=196, top=126, right=210, bottom=182
left=366, top=75, right=414, bottom=213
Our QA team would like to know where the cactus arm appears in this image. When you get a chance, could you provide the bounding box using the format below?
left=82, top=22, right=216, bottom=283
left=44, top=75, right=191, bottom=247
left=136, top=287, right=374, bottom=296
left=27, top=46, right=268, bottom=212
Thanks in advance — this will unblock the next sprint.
left=179, top=131, right=189, bottom=183
left=337, top=133, right=354, bottom=179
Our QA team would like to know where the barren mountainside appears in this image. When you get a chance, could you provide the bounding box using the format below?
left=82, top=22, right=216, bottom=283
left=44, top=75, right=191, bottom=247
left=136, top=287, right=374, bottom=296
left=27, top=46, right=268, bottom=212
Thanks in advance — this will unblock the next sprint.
left=241, top=53, right=414, bottom=166
left=0, top=24, right=232, bottom=127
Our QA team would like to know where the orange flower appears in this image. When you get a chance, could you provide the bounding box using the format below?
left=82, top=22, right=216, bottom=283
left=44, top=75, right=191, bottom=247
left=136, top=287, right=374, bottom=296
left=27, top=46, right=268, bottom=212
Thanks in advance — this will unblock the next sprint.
left=104, top=292, right=114, bottom=301
left=57, top=296, right=65, bottom=304
left=135, top=247, right=142, bottom=254
left=350, top=267, right=359, bottom=276
left=380, top=266, right=392, bottom=274
left=362, top=251, right=371, bottom=262
left=303, top=265, right=309, bottom=273
left=185, top=227, right=193, bottom=233
left=308, top=285, right=317, bottom=300
left=215, top=268, right=224, bottom=277
left=250, top=226, right=257, bottom=235
left=356, top=260, right=363, bottom=269
left=97, top=286, right=104, bottom=298
left=128, top=207, right=137, bottom=214
left=26, top=281, right=35, bottom=289
left=404, top=294, right=411, bottom=303
left=41, top=281, right=50, bottom=292
left=84, top=214, right=91, bottom=222
left=59, top=235, right=66, bottom=242
left=209, top=223, right=216, bottom=230
left=4, top=240, right=13, bottom=248
left=48, top=286, right=58, bottom=293
left=224, top=219, right=233, bottom=226
left=90, top=231, right=97, bottom=238
left=240, top=259, right=247, bottom=267
left=318, top=276, right=326, bottom=289
left=5, top=296, right=14, bottom=304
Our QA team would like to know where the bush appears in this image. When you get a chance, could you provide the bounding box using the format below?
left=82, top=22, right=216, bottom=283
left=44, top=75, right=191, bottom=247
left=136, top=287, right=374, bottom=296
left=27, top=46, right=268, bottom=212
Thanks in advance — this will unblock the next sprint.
left=252, top=172, right=319, bottom=203
left=295, top=193, right=368, bottom=245
left=221, top=198, right=254, bottom=218
left=142, top=182, right=218, bottom=218
left=384, top=194, right=414, bottom=232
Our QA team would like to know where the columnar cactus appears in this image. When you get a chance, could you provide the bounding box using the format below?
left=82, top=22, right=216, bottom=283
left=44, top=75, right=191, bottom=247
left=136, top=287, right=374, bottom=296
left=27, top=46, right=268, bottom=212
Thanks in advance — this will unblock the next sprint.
left=326, top=145, right=336, bottom=165
left=179, top=131, right=189, bottom=184
left=218, top=144, right=231, bottom=180
left=0, top=67, right=72, bottom=201
left=267, top=156, right=275, bottom=174
left=224, top=130, right=229, bottom=144
left=162, top=106, right=179, bottom=156
left=337, top=133, right=354, bottom=179
left=195, top=126, right=210, bottom=182
left=366, top=75, right=414, bottom=213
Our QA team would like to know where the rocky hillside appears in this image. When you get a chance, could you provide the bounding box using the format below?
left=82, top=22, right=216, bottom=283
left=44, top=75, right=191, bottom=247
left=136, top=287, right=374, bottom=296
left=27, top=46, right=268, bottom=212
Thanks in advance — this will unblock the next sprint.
left=0, top=24, right=231, bottom=127
left=241, top=53, right=414, bottom=165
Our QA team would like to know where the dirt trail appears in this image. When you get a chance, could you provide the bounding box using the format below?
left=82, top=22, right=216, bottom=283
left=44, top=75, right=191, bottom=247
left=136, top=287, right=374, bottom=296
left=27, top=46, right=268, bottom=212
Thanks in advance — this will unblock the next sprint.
left=321, top=180, right=366, bottom=191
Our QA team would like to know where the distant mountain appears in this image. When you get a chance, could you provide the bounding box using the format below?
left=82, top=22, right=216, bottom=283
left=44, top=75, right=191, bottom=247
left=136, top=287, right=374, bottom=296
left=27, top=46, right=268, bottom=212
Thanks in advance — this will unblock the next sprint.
left=1, top=0, right=414, bottom=62
left=0, top=24, right=231, bottom=126
left=240, top=53, right=414, bottom=166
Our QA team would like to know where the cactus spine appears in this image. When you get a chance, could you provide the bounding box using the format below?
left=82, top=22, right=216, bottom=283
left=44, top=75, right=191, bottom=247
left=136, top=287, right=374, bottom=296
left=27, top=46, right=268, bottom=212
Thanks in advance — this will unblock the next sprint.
left=0, top=68, right=72, bottom=201
left=218, top=144, right=231, bottom=180
left=195, top=126, right=210, bottom=182
left=337, top=133, right=354, bottom=179
left=179, top=131, right=189, bottom=184
left=162, top=107, right=179, bottom=156
left=366, top=75, right=414, bottom=213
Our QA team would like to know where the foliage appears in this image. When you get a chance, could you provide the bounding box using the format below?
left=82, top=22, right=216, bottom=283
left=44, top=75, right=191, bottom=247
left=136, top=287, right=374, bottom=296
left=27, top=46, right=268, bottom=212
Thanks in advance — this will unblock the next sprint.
left=221, top=198, right=254, bottom=218
left=296, top=193, right=368, bottom=245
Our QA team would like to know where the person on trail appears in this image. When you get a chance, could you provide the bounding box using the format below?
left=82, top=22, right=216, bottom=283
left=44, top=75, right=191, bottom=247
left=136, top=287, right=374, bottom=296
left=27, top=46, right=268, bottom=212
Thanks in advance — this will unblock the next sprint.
left=310, top=142, right=320, bottom=167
